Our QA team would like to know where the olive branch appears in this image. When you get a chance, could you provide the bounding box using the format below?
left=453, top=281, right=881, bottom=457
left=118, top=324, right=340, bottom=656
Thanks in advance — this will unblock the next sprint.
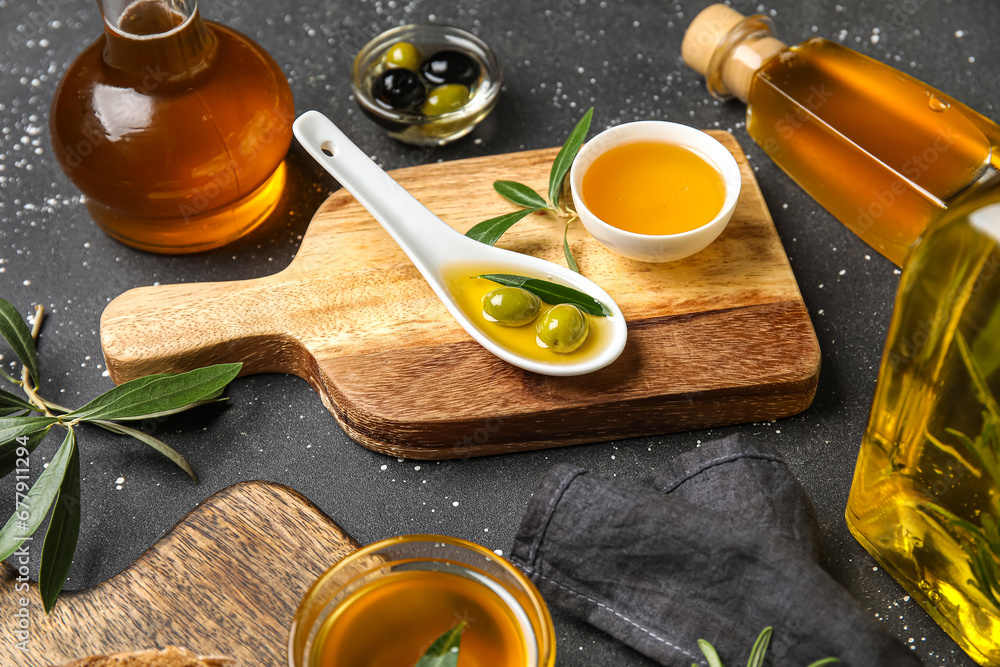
left=465, top=107, right=594, bottom=273
left=0, top=297, right=241, bottom=612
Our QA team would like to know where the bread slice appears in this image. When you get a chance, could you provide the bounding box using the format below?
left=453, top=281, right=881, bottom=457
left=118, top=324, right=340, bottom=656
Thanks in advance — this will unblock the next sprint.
left=52, top=646, right=235, bottom=667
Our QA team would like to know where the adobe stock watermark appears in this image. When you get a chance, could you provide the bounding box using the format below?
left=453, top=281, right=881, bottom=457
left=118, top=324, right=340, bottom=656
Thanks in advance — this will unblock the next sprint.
left=335, top=19, right=388, bottom=65
left=879, top=232, right=999, bottom=506
left=59, top=64, right=172, bottom=171
left=396, top=143, right=437, bottom=170
left=543, top=0, right=577, bottom=32
left=6, top=0, right=76, bottom=50
left=177, top=104, right=296, bottom=222
left=855, top=127, right=958, bottom=233
left=679, top=0, right=762, bottom=74
left=888, top=0, right=932, bottom=28
left=9, top=435, right=34, bottom=654
left=447, top=416, right=506, bottom=460
left=757, top=83, right=835, bottom=155
left=886, top=249, right=1000, bottom=373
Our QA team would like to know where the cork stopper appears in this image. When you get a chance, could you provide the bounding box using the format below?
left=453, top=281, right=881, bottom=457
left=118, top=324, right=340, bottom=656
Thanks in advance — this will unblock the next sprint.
left=681, top=4, right=746, bottom=76
left=682, top=3, right=786, bottom=102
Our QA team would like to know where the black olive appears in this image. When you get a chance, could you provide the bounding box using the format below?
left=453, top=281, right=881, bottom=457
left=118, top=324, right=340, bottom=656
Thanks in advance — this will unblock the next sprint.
left=420, top=49, right=480, bottom=86
left=371, top=68, right=426, bottom=111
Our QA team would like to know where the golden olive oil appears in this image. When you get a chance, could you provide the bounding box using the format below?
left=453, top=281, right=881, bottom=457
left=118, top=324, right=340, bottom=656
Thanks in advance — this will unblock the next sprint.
left=746, top=38, right=999, bottom=266
left=847, top=191, right=1000, bottom=665
left=683, top=5, right=1000, bottom=266
left=580, top=142, right=726, bottom=235
left=443, top=266, right=612, bottom=366
left=50, top=0, right=295, bottom=253
left=310, top=569, right=529, bottom=667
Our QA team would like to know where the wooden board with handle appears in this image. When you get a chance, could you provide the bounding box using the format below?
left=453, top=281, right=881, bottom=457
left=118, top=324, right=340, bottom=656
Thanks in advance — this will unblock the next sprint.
left=0, top=481, right=357, bottom=667
left=100, top=133, right=820, bottom=459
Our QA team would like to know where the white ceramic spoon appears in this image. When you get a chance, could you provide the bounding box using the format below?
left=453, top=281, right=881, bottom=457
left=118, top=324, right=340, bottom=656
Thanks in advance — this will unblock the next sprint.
left=292, top=110, right=627, bottom=376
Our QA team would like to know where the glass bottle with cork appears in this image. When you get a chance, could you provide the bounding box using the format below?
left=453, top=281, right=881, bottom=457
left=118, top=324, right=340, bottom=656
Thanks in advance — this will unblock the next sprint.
left=50, top=0, right=295, bottom=253
left=682, top=4, right=1000, bottom=266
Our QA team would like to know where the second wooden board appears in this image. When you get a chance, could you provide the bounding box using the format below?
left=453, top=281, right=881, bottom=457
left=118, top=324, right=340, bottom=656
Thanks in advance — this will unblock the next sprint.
left=101, top=133, right=820, bottom=459
left=0, top=482, right=357, bottom=667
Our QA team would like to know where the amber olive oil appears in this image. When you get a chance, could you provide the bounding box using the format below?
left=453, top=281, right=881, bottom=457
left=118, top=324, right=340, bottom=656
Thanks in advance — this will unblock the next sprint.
left=310, top=568, right=531, bottom=667
left=443, top=267, right=612, bottom=366
left=580, top=141, right=726, bottom=235
left=846, top=192, right=1000, bottom=665
left=746, top=38, right=999, bottom=266
left=50, top=0, right=295, bottom=253
left=683, top=5, right=1000, bottom=266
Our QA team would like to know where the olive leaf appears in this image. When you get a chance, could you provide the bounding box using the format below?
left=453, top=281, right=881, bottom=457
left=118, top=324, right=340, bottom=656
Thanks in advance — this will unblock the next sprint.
left=563, top=222, right=579, bottom=273
left=39, top=428, right=80, bottom=613
left=0, top=426, right=76, bottom=561
left=93, top=419, right=198, bottom=482
left=0, top=416, right=57, bottom=448
left=549, top=106, right=593, bottom=209
left=692, top=626, right=839, bottom=667
left=478, top=273, right=611, bottom=317
left=465, top=208, right=541, bottom=246
left=0, top=387, right=36, bottom=416
left=415, top=621, right=467, bottom=667
left=494, top=180, right=548, bottom=209
left=466, top=108, right=595, bottom=273
left=0, top=297, right=40, bottom=385
left=747, top=626, right=772, bottom=667
left=696, top=639, right=724, bottom=667
left=0, top=428, right=48, bottom=479
left=66, top=363, right=241, bottom=422
left=0, top=300, right=242, bottom=612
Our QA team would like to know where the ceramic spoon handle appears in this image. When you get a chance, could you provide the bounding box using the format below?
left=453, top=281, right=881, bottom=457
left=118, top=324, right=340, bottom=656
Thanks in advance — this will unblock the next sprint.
left=293, top=110, right=470, bottom=281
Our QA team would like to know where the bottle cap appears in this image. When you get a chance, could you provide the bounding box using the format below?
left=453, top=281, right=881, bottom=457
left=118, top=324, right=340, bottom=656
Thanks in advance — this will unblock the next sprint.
left=681, top=4, right=746, bottom=76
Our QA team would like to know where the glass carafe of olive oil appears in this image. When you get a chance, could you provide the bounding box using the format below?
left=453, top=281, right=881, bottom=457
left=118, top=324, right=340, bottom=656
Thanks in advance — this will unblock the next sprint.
left=682, top=4, right=1000, bottom=266
left=50, top=0, right=295, bottom=253
left=846, top=185, right=1000, bottom=666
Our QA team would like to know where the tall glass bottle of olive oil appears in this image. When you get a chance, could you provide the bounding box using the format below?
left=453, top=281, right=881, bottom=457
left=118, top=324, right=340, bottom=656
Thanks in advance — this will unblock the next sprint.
left=682, top=5, right=1000, bottom=266
left=845, top=184, right=1000, bottom=665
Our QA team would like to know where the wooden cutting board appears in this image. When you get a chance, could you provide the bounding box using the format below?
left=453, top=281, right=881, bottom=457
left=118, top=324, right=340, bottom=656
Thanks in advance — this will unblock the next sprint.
left=100, top=133, right=820, bottom=459
left=0, top=482, right=357, bottom=667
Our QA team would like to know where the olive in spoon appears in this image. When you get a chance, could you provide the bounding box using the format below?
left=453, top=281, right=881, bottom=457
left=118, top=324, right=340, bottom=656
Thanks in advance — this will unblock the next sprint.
left=292, top=110, right=627, bottom=376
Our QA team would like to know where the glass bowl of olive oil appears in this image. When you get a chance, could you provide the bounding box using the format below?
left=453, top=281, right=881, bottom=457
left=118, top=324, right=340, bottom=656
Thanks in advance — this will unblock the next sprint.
left=288, top=534, right=556, bottom=667
left=351, top=24, right=502, bottom=146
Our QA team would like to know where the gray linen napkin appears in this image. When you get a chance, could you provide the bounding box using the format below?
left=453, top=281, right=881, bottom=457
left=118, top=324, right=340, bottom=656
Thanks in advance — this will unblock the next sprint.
left=510, top=434, right=921, bottom=666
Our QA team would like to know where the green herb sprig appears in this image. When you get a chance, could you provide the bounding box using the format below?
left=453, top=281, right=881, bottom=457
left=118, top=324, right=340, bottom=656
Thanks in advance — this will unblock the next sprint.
left=416, top=621, right=467, bottom=667
left=0, top=298, right=241, bottom=612
left=466, top=108, right=594, bottom=273
left=694, top=626, right=839, bottom=667
left=918, top=332, right=1000, bottom=607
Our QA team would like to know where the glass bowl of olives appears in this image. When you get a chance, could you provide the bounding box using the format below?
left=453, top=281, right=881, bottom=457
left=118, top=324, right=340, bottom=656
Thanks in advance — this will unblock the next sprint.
left=351, top=24, right=502, bottom=146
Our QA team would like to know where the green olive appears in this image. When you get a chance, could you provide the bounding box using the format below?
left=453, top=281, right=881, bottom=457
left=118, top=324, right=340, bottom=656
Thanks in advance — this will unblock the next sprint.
left=482, top=287, right=541, bottom=327
left=420, top=83, right=471, bottom=116
left=382, top=41, right=421, bottom=71
left=535, top=304, right=590, bottom=353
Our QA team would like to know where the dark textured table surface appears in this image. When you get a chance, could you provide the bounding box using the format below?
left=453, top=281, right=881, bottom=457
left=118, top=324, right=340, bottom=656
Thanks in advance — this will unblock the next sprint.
left=1, top=0, right=999, bottom=665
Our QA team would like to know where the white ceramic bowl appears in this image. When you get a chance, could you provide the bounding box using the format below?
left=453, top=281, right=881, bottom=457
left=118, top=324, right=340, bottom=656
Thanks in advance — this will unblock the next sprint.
left=569, top=120, right=742, bottom=263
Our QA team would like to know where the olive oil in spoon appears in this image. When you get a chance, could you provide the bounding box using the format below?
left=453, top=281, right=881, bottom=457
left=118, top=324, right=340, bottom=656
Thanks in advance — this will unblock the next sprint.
left=292, top=111, right=627, bottom=376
